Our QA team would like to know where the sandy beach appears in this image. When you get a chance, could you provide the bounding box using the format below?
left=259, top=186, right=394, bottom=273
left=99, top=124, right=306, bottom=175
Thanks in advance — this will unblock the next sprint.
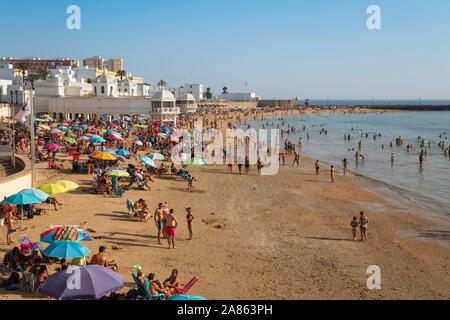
left=1, top=108, right=449, bottom=300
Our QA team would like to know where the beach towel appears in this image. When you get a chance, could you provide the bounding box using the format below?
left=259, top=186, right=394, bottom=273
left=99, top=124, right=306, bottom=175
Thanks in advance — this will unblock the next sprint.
left=53, top=226, right=79, bottom=241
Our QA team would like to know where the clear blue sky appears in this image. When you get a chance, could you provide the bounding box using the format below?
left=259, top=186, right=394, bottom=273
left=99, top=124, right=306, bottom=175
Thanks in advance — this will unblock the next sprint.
left=2, top=0, right=450, bottom=99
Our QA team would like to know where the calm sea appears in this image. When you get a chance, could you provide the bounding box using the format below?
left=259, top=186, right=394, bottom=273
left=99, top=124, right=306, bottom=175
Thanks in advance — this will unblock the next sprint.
left=243, top=111, right=450, bottom=216
left=305, top=99, right=450, bottom=106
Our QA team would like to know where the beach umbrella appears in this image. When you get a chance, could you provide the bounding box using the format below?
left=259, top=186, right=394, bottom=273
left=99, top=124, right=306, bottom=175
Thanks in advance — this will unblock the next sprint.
left=43, top=241, right=91, bottom=259
left=189, top=158, right=207, bottom=166
left=41, top=226, right=80, bottom=242
left=39, top=124, right=51, bottom=130
left=39, top=183, right=68, bottom=195
left=52, top=132, right=63, bottom=137
left=55, top=180, right=79, bottom=191
left=63, top=137, right=76, bottom=145
left=193, top=128, right=202, bottom=133
left=139, top=156, right=156, bottom=168
left=93, top=152, right=117, bottom=161
left=154, top=122, right=162, bottom=126
left=72, top=126, right=79, bottom=130
left=40, top=226, right=92, bottom=243
left=160, top=126, right=171, bottom=133
left=40, top=265, right=125, bottom=300
left=89, top=137, right=106, bottom=143
left=77, top=136, right=90, bottom=141
left=115, top=149, right=131, bottom=156
left=43, top=143, right=61, bottom=150
left=35, top=118, right=46, bottom=122
left=50, top=129, right=61, bottom=134
left=149, top=153, right=165, bottom=161
left=157, top=133, right=168, bottom=137
left=2, top=189, right=49, bottom=205
left=105, top=170, right=130, bottom=177
left=135, top=140, right=143, bottom=146
left=105, top=167, right=126, bottom=172
left=2, top=188, right=50, bottom=229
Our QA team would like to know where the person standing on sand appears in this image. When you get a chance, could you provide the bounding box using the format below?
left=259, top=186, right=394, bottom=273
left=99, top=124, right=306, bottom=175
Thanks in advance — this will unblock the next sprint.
left=166, top=209, right=178, bottom=249
left=186, top=207, right=195, bottom=241
left=359, top=211, right=368, bottom=241
left=342, top=158, right=348, bottom=175
left=162, top=202, right=169, bottom=238
left=257, top=158, right=263, bottom=176
left=4, top=206, right=15, bottom=245
left=315, top=160, right=320, bottom=175
left=330, top=165, right=335, bottom=183
left=350, top=217, right=358, bottom=241
left=154, top=203, right=164, bottom=244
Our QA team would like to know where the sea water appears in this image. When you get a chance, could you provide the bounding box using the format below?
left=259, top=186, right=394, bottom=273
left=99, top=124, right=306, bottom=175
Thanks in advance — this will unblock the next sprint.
left=243, top=111, right=450, bottom=215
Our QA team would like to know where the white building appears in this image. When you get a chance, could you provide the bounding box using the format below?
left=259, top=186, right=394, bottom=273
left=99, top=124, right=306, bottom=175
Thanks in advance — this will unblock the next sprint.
left=118, top=78, right=138, bottom=97
left=150, top=89, right=179, bottom=125
left=176, top=93, right=197, bottom=114
left=169, top=83, right=203, bottom=101
left=92, top=71, right=118, bottom=97
left=219, top=92, right=260, bottom=102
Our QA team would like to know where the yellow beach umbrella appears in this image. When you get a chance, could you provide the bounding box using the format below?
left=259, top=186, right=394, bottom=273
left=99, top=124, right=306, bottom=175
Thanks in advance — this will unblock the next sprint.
left=55, top=180, right=79, bottom=191
left=39, top=124, right=51, bottom=130
left=39, top=183, right=68, bottom=195
left=93, top=152, right=117, bottom=161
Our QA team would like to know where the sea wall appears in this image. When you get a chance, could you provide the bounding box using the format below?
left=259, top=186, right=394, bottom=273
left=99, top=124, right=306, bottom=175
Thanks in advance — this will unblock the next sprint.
left=0, top=155, right=32, bottom=200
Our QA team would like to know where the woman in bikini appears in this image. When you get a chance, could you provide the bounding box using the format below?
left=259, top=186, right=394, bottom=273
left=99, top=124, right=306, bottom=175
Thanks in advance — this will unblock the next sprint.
left=186, top=207, right=195, bottom=241
left=5, top=206, right=15, bottom=245
left=359, top=211, right=368, bottom=242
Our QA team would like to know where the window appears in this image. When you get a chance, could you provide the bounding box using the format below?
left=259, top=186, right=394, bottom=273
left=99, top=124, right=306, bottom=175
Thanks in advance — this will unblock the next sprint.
left=95, top=87, right=97, bottom=94
left=101, top=86, right=105, bottom=94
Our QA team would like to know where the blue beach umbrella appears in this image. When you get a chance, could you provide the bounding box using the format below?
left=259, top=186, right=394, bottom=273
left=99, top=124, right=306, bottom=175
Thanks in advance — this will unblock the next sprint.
left=115, top=149, right=131, bottom=156
left=43, top=241, right=91, bottom=259
left=139, top=156, right=156, bottom=168
left=2, top=189, right=49, bottom=205
left=89, top=137, right=107, bottom=143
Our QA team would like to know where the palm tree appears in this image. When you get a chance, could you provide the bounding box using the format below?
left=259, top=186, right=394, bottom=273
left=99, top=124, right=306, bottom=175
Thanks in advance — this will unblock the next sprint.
left=205, top=87, right=213, bottom=100
left=15, top=62, right=30, bottom=87
left=116, top=70, right=127, bottom=81
left=38, top=68, right=51, bottom=80
left=26, top=73, right=40, bottom=90
left=157, top=80, right=167, bottom=88
left=222, top=87, right=228, bottom=94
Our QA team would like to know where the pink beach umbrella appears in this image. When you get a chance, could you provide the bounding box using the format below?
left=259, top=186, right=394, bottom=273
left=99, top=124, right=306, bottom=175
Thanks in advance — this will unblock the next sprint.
left=44, top=143, right=61, bottom=150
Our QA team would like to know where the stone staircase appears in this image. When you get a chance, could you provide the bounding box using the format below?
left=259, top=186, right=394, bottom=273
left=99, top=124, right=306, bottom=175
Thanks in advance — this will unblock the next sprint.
left=0, top=158, right=17, bottom=178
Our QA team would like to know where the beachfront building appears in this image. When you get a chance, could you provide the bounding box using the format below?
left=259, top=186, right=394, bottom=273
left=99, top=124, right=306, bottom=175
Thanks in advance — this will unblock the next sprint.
left=176, top=93, right=197, bottom=113
left=92, top=72, right=118, bottom=97
left=118, top=78, right=138, bottom=97
left=169, top=83, right=203, bottom=101
left=1, top=57, right=79, bottom=73
left=150, top=89, right=179, bottom=125
left=219, top=92, right=261, bottom=102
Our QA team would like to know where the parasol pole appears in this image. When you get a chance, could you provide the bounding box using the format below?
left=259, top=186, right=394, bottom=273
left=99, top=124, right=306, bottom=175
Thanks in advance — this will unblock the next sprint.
left=30, top=89, right=36, bottom=188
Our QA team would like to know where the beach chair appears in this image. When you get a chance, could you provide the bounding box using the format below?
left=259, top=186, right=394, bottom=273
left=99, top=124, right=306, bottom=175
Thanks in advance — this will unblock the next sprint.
left=18, top=264, right=35, bottom=292
left=18, top=236, right=35, bottom=254
left=126, top=199, right=139, bottom=219
left=174, top=276, right=200, bottom=295
left=131, top=273, right=146, bottom=297
left=144, top=279, right=165, bottom=300
left=113, top=187, right=123, bottom=198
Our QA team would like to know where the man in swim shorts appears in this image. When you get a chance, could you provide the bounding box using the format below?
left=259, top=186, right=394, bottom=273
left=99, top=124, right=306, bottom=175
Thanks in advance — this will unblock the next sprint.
left=154, top=203, right=164, bottom=244
left=165, top=209, right=178, bottom=249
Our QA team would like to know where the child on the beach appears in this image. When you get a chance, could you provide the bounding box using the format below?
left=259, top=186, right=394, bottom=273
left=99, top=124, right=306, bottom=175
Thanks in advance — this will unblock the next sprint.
left=350, top=217, right=358, bottom=241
